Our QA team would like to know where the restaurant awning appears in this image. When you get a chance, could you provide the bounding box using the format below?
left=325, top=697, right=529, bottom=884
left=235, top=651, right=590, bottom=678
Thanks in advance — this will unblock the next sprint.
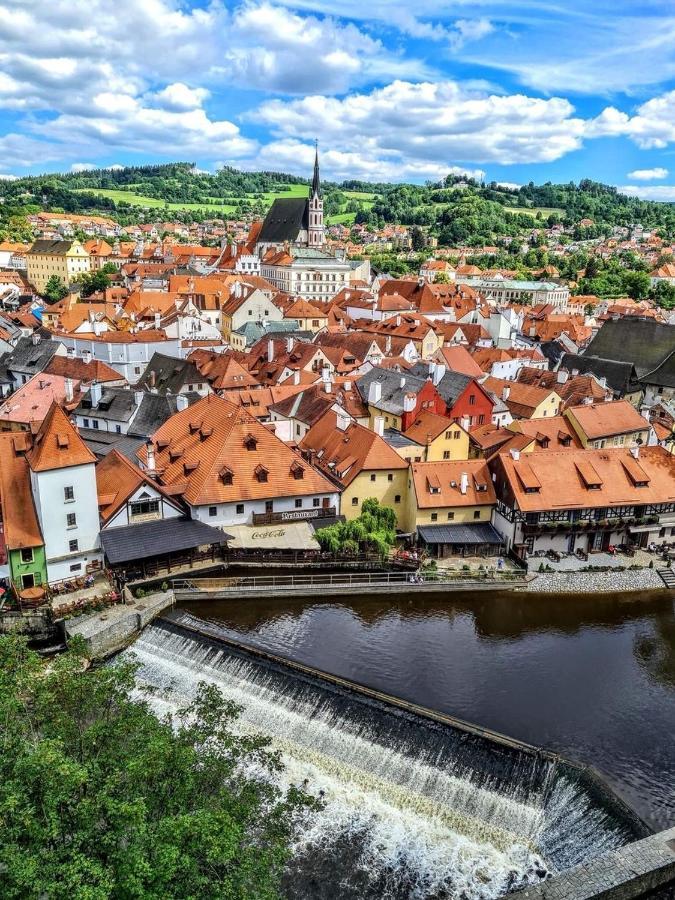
left=226, top=521, right=320, bottom=551
left=101, top=518, right=231, bottom=565
left=417, top=523, right=505, bottom=545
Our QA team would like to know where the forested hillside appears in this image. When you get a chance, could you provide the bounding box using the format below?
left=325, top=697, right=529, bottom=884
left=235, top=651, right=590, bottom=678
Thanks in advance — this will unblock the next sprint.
left=1, top=163, right=674, bottom=245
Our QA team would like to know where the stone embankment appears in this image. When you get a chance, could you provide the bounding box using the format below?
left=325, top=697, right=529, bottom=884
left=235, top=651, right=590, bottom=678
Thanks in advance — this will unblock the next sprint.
left=518, top=825, right=675, bottom=899
left=525, top=568, right=666, bottom=593
left=65, top=591, right=173, bottom=659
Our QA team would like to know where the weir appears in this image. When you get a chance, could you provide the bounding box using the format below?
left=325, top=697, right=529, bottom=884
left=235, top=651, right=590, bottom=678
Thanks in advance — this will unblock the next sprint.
left=124, top=610, right=650, bottom=899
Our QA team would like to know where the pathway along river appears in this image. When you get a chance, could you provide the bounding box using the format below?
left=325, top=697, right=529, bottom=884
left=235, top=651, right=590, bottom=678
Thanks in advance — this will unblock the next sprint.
left=179, top=587, right=675, bottom=834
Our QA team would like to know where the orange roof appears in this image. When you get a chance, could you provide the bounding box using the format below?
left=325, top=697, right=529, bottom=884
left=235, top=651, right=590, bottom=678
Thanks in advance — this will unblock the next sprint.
left=96, top=449, right=179, bottom=523
left=45, top=355, right=123, bottom=384
left=507, top=416, right=582, bottom=450
left=0, top=373, right=83, bottom=427
left=139, top=394, right=335, bottom=506
left=188, top=350, right=259, bottom=391
left=437, top=346, right=484, bottom=378
left=0, top=434, right=43, bottom=549
left=27, top=402, right=96, bottom=472
left=482, top=376, right=561, bottom=418
left=403, top=411, right=463, bottom=445
left=411, top=459, right=496, bottom=508
left=300, top=409, right=408, bottom=486
left=566, top=400, right=650, bottom=439
left=496, top=446, right=675, bottom=511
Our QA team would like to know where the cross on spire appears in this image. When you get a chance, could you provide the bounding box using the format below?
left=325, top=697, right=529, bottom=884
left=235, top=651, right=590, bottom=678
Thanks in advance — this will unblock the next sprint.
left=312, top=140, right=321, bottom=198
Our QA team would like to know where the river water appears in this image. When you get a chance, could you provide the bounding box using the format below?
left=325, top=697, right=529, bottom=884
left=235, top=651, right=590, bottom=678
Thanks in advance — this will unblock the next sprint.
left=180, top=588, right=675, bottom=835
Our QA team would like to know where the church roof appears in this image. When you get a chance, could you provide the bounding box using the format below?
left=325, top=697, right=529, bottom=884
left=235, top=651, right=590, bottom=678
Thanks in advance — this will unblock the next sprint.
left=258, top=197, right=309, bottom=245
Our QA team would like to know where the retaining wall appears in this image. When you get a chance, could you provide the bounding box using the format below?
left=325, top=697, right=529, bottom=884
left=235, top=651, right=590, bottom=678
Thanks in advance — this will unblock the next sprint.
left=65, top=592, right=174, bottom=659
left=518, top=826, right=675, bottom=899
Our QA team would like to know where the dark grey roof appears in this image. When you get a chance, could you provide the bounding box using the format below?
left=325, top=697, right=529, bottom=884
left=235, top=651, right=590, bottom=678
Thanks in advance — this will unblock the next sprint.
left=417, top=523, right=505, bottom=545
left=136, top=352, right=203, bottom=395
left=2, top=335, right=60, bottom=377
left=355, top=366, right=428, bottom=415
left=310, top=515, right=345, bottom=532
left=583, top=318, right=675, bottom=378
left=29, top=239, right=76, bottom=255
left=79, top=428, right=146, bottom=462
left=75, top=387, right=200, bottom=437
left=258, top=197, right=309, bottom=244
left=409, top=362, right=475, bottom=405
left=643, top=351, right=675, bottom=388
left=539, top=340, right=566, bottom=367
left=383, top=428, right=423, bottom=449
left=101, top=517, right=231, bottom=565
left=560, top=353, right=637, bottom=396
left=130, top=392, right=201, bottom=438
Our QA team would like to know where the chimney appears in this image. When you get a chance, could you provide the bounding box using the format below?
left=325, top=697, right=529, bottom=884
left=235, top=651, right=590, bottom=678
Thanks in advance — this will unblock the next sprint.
left=31, top=333, right=40, bottom=345
left=324, top=379, right=332, bottom=394
left=292, top=369, right=301, bottom=385
left=403, top=392, right=416, bottom=413
left=368, top=381, right=382, bottom=404
left=92, top=320, right=104, bottom=337
left=67, top=346, right=75, bottom=359
left=321, top=366, right=330, bottom=383
left=399, top=375, right=406, bottom=389
left=89, top=382, right=102, bottom=407
left=630, top=445, right=640, bottom=459
left=64, top=377, right=74, bottom=402
left=344, top=380, right=352, bottom=391
left=134, top=389, right=144, bottom=407
left=572, top=368, right=579, bottom=377
left=556, top=369, right=569, bottom=384
left=460, top=472, right=469, bottom=495
left=82, top=349, right=92, bottom=364
left=510, top=448, right=520, bottom=461
left=502, top=386, right=511, bottom=401
left=267, top=339, right=275, bottom=363
left=176, top=393, right=189, bottom=412
left=154, top=312, right=161, bottom=329
left=433, top=363, right=446, bottom=386
left=336, top=411, right=350, bottom=431
left=286, top=336, right=295, bottom=353
left=146, top=440, right=156, bottom=473
left=460, top=416, right=470, bottom=431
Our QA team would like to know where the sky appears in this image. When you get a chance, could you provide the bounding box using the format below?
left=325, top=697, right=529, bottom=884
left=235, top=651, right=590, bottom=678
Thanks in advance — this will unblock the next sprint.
left=1, top=0, right=675, bottom=197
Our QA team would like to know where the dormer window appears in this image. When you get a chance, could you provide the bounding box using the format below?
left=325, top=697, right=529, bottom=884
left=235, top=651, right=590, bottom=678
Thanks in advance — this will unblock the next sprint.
left=291, top=461, right=304, bottom=480
left=169, top=449, right=183, bottom=463
left=244, top=433, right=258, bottom=451
left=255, top=464, right=268, bottom=483
left=188, top=420, right=201, bottom=434
left=183, top=461, right=199, bottom=475
left=220, top=466, right=234, bottom=485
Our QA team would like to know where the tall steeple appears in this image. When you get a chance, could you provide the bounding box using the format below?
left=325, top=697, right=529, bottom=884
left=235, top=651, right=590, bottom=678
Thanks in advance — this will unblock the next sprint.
left=311, top=139, right=321, bottom=199
left=307, top=139, right=325, bottom=248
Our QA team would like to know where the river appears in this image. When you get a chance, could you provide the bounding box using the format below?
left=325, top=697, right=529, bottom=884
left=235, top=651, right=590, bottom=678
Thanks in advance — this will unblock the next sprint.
left=180, top=587, right=675, bottom=834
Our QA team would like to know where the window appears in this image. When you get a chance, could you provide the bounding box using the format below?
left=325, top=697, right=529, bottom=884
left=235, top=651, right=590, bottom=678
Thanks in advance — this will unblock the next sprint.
left=478, top=415, right=485, bottom=425
left=313, top=498, right=320, bottom=507
left=370, top=473, right=376, bottom=482
left=209, top=506, right=217, bottom=517
left=352, top=497, right=359, bottom=506
left=83, top=418, right=90, bottom=428
left=430, top=512, right=438, bottom=522
left=445, top=430, right=452, bottom=439
left=115, top=425, right=121, bottom=434
left=21, top=573, right=35, bottom=589
left=69, top=539, right=79, bottom=553
left=66, top=513, right=77, bottom=528
left=130, top=499, right=159, bottom=518
left=473, top=510, right=481, bottom=519
left=443, top=450, right=451, bottom=460
left=236, top=503, right=244, bottom=515
left=469, top=394, right=476, bottom=405
left=447, top=511, right=455, bottom=520
left=295, top=499, right=303, bottom=509
left=387, top=473, right=393, bottom=482
left=20, top=547, right=33, bottom=563
left=64, top=486, right=74, bottom=501
left=394, top=494, right=401, bottom=504
left=69, top=563, right=82, bottom=572
left=92, top=420, right=99, bottom=429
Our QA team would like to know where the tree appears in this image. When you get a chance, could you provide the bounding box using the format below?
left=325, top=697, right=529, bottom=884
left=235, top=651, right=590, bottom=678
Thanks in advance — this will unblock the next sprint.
left=0, top=636, right=315, bottom=900
left=316, top=498, right=397, bottom=558
left=42, top=275, right=68, bottom=304
left=410, top=226, right=425, bottom=251
left=78, top=263, right=117, bottom=298
left=622, top=270, right=651, bottom=300
left=651, top=280, right=675, bottom=310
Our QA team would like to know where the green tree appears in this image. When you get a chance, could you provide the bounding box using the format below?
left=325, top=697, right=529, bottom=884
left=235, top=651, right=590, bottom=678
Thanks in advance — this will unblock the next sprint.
left=78, top=263, right=117, bottom=298
left=622, top=269, right=651, bottom=300
left=410, top=226, right=425, bottom=251
left=316, top=498, right=397, bottom=558
left=0, top=636, right=315, bottom=900
left=42, top=275, right=69, bottom=304
left=651, top=280, right=675, bottom=310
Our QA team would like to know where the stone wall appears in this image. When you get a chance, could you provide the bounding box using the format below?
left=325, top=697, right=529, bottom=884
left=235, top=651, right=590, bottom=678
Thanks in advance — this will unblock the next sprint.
left=65, top=592, right=174, bottom=659
left=519, top=826, right=675, bottom=899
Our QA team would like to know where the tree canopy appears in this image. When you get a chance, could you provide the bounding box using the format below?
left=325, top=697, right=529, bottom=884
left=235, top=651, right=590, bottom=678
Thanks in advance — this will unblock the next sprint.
left=0, top=636, right=315, bottom=900
left=316, top=498, right=397, bottom=557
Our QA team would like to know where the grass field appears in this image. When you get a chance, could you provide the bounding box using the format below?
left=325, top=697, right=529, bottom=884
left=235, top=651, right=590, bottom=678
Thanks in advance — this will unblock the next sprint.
left=73, top=188, right=239, bottom=213
left=327, top=212, right=357, bottom=225
left=506, top=206, right=563, bottom=217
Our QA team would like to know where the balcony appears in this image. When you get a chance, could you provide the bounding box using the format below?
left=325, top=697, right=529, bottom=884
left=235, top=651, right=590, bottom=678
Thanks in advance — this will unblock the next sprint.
left=251, top=506, right=337, bottom=526
left=522, top=516, right=659, bottom=537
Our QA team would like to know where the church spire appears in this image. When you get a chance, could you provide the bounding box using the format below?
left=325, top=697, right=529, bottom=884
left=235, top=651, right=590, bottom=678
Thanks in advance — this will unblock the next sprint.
left=311, top=139, right=321, bottom=198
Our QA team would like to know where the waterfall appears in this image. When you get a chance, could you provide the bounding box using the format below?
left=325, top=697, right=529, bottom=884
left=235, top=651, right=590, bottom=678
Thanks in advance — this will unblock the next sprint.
left=121, top=613, right=646, bottom=900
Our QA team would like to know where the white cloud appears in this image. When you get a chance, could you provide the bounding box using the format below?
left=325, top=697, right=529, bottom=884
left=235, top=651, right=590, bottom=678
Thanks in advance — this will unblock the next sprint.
left=496, top=182, right=521, bottom=191
left=589, top=91, right=675, bottom=150
left=70, top=162, right=96, bottom=172
left=619, top=184, right=675, bottom=201
left=0, top=173, right=18, bottom=180
left=626, top=167, right=669, bottom=181
left=249, top=80, right=587, bottom=166
left=152, top=83, right=210, bottom=112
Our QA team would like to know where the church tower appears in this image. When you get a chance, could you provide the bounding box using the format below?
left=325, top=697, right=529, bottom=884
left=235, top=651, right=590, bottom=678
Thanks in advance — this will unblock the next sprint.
left=307, top=142, right=325, bottom=248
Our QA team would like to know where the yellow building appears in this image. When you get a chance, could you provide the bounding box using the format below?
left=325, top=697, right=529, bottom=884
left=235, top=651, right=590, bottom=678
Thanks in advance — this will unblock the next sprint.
left=282, top=298, right=329, bottom=333
left=300, top=409, right=409, bottom=521
left=401, top=411, right=470, bottom=462
left=564, top=399, right=651, bottom=449
left=404, top=460, right=498, bottom=554
left=482, top=376, right=562, bottom=420
left=26, top=239, right=91, bottom=293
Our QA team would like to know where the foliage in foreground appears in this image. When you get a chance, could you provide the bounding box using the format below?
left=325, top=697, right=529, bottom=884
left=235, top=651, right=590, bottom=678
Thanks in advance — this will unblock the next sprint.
left=316, top=498, right=397, bottom=557
left=0, top=636, right=315, bottom=899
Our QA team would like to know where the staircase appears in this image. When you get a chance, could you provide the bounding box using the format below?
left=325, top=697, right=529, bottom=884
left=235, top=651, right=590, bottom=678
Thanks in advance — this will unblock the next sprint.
left=657, top=567, right=675, bottom=589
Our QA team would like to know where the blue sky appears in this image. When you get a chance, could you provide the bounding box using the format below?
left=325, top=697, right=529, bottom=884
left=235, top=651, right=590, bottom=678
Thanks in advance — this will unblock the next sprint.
left=1, top=0, right=675, bottom=197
